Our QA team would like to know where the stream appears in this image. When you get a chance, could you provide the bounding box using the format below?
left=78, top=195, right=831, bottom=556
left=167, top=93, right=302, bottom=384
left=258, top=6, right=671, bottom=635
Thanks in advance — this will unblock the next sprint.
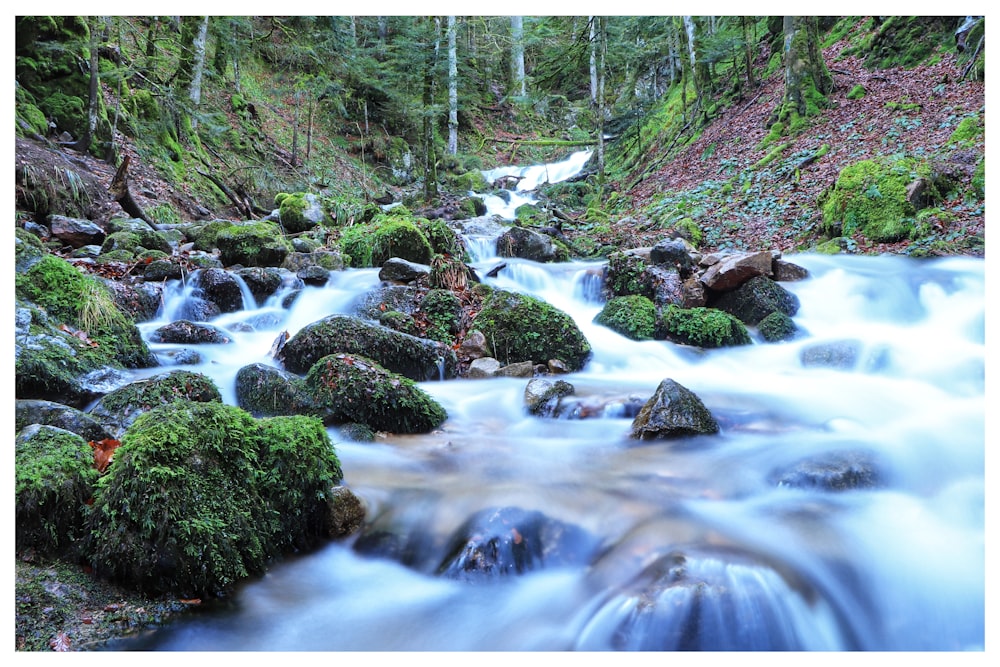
left=114, top=153, right=984, bottom=651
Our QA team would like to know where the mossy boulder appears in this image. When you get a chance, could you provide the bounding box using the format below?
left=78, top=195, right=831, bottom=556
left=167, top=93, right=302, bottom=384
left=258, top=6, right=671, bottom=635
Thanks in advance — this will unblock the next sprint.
left=84, top=400, right=343, bottom=596
left=15, top=424, right=100, bottom=559
left=278, top=192, right=327, bottom=233
left=234, top=267, right=285, bottom=306
left=280, top=314, right=458, bottom=381
left=471, top=288, right=592, bottom=371
left=86, top=370, right=222, bottom=438
left=15, top=255, right=157, bottom=405
left=603, top=250, right=653, bottom=299
left=303, top=353, right=448, bottom=434
left=216, top=221, right=293, bottom=267
left=594, top=295, right=657, bottom=341
left=630, top=378, right=720, bottom=441
left=340, top=217, right=434, bottom=268
left=821, top=157, right=943, bottom=243
left=711, top=275, right=800, bottom=326
left=659, top=305, right=752, bottom=348
left=234, top=363, right=319, bottom=419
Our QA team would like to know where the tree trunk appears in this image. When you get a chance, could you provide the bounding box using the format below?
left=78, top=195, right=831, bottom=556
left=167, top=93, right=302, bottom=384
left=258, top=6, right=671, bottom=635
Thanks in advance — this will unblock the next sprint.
left=595, top=16, right=607, bottom=188
left=71, top=16, right=101, bottom=155
left=589, top=17, right=598, bottom=106
left=511, top=16, right=526, bottom=97
left=780, top=16, right=833, bottom=120
left=447, top=16, right=458, bottom=155
left=188, top=17, right=209, bottom=128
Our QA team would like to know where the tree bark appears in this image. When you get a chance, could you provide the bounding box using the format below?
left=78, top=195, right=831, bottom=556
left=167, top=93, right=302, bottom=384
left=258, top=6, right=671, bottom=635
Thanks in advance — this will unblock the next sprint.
left=71, top=16, right=101, bottom=155
left=511, top=16, right=526, bottom=97
left=447, top=16, right=458, bottom=155
left=781, top=16, right=833, bottom=119
left=108, top=156, right=154, bottom=226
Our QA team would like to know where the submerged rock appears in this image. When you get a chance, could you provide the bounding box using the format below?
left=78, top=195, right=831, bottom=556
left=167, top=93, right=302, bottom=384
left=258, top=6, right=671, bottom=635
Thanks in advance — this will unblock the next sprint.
left=436, top=506, right=598, bottom=580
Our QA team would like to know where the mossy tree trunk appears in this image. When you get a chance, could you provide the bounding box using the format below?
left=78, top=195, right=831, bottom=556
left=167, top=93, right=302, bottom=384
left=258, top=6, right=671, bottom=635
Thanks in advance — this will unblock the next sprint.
left=779, top=16, right=833, bottom=121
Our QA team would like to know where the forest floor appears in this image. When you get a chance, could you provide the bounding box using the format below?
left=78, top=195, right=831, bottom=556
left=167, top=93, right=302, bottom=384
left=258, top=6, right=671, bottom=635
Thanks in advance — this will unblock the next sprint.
left=585, top=37, right=985, bottom=257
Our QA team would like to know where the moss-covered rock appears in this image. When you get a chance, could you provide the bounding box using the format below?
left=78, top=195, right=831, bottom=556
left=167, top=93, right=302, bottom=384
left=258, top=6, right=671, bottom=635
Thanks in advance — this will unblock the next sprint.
left=280, top=314, right=458, bottom=381
left=85, top=401, right=276, bottom=596
left=278, top=192, right=327, bottom=233
left=234, top=363, right=318, bottom=419
left=216, top=221, right=293, bottom=267
left=821, top=157, right=943, bottom=243
left=303, top=353, right=447, bottom=434
left=15, top=398, right=113, bottom=443
left=594, top=295, right=657, bottom=341
left=603, top=250, right=653, bottom=299
left=419, top=289, right=463, bottom=343
left=87, top=370, right=222, bottom=438
left=15, top=424, right=100, bottom=558
left=497, top=225, right=558, bottom=262
left=15, top=255, right=157, bottom=404
left=472, top=288, right=592, bottom=371
left=758, top=311, right=799, bottom=342
left=255, top=415, right=344, bottom=552
left=659, top=305, right=752, bottom=348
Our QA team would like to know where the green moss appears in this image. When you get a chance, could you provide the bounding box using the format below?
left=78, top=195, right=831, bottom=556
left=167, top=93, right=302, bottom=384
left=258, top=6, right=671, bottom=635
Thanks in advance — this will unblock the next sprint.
left=216, top=221, right=292, bottom=267
left=18, top=102, right=48, bottom=135
left=758, top=311, right=798, bottom=342
left=86, top=401, right=278, bottom=596
left=255, top=415, right=343, bottom=552
left=594, top=295, right=657, bottom=341
left=472, top=289, right=592, bottom=371
left=418, top=217, right=468, bottom=260
left=948, top=114, right=984, bottom=145
left=16, top=425, right=100, bottom=558
left=604, top=251, right=651, bottom=298
left=821, top=157, right=929, bottom=242
left=304, top=353, right=447, bottom=434
left=660, top=305, right=752, bottom=348
left=420, top=289, right=463, bottom=343
left=846, top=84, right=866, bottom=100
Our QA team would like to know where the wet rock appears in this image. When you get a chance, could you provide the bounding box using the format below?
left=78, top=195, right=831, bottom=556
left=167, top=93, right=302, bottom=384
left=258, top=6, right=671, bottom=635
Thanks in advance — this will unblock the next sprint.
left=699, top=250, right=773, bottom=291
left=87, top=370, right=222, bottom=438
left=496, top=226, right=558, bottom=263
left=649, top=237, right=696, bottom=276
left=711, top=275, right=800, bottom=326
left=379, top=257, right=431, bottom=283
left=235, top=266, right=284, bottom=305
left=15, top=398, right=114, bottom=442
left=103, top=279, right=163, bottom=323
left=143, top=259, right=185, bottom=282
left=353, top=284, right=424, bottom=319
left=326, top=486, right=367, bottom=538
left=234, top=362, right=318, bottom=419
left=458, top=330, right=491, bottom=361
left=437, top=506, right=598, bottom=580
left=772, top=450, right=884, bottom=491
left=524, top=378, right=575, bottom=417
left=296, top=264, right=330, bottom=286
left=155, top=348, right=203, bottom=366
left=496, top=360, right=535, bottom=378
left=758, top=311, right=799, bottom=342
left=49, top=214, right=106, bottom=248
left=148, top=320, right=233, bottom=345
left=280, top=314, right=458, bottom=381
left=303, top=353, right=447, bottom=434
left=196, top=267, right=245, bottom=313
left=630, top=378, right=720, bottom=441
left=773, top=259, right=810, bottom=282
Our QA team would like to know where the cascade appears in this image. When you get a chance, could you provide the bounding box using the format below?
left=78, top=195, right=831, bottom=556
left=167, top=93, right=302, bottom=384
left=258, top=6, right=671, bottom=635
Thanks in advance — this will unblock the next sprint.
left=117, top=154, right=984, bottom=652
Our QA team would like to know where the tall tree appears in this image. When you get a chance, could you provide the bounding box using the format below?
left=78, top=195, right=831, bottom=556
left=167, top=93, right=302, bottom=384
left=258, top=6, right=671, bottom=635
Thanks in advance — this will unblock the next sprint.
left=447, top=16, right=458, bottom=155
left=70, top=16, right=101, bottom=155
left=511, top=16, right=526, bottom=96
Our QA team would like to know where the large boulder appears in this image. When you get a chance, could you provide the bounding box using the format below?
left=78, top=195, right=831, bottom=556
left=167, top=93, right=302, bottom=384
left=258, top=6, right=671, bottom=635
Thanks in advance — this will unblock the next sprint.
left=234, top=362, right=319, bottom=419
left=216, top=221, right=293, bottom=267
left=84, top=401, right=346, bottom=596
left=472, top=288, right=592, bottom=371
left=195, top=268, right=246, bottom=313
left=699, top=250, right=774, bottom=292
left=303, top=353, right=447, bottom=434
left=630, top=378, right=720, bottom=441
left=496, top=226, right=558, bottom=262
left=15, top=424, right=100, bottom=559
left=87, top=370, right=222, bottom=438
left=594, top=295, right=657, bottom=341
left=278, top=192, right=327, bottom=233
left=280, top=314, right=458, bottom=381
left=48, top=214, right=106, bottom=248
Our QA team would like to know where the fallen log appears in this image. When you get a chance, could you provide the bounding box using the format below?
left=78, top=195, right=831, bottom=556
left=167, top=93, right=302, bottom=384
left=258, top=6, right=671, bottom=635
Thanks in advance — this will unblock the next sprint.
left=108, top=155, right=157, bottom=228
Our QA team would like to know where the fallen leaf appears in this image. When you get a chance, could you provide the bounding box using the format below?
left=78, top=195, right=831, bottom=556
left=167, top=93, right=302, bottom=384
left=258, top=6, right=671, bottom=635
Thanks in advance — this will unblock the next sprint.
left=49, top=632, right=71, bottom=651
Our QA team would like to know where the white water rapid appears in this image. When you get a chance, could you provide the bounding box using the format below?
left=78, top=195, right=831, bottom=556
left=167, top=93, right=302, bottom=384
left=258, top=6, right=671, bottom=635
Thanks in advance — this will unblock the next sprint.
left=119, top=155, right=984, bottom=652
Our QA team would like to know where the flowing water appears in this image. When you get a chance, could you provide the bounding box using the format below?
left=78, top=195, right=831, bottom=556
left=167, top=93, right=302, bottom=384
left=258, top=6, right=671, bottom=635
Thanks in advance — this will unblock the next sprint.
left=117, top=155, right=985, bottom=652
